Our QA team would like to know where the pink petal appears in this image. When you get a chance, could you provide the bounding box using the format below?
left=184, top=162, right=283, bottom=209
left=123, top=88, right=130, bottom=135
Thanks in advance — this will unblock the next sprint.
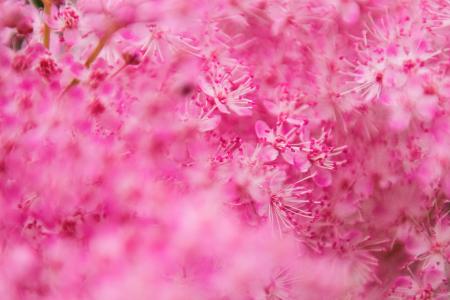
left=260, top=145, right=278, bottom=162
left=255, top=120, right=272, bottom=139
left=293, top=151, right=311, bottom=172
left=281, top=149, right=295, bottom=165
left=199, top=115, right=221, bottom=132
left=340, top=1, right=360, bottom=25
left=313, top=169, right=332, bottom=188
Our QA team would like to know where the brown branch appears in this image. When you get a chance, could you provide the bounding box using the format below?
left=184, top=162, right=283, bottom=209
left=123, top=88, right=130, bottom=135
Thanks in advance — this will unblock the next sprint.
left=43, top=0, right=52, bottom=49
left=59, top=25, right=120, bottom=98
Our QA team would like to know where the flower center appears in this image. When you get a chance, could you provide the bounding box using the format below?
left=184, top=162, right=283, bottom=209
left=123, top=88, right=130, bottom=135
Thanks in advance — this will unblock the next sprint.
left=274, top=136, right=287, bottom=150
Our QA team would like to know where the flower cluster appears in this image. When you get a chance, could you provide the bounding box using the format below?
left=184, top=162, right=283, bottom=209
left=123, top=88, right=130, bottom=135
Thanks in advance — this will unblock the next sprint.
left=0, top=0, right=449, bottom=299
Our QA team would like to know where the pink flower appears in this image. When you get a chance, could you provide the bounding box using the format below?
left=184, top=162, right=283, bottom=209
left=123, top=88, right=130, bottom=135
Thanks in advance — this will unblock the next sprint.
left=255, top=120, right=311, bottom=169
left=0, top=1, right=450, bottom=299
left=179, top=95, right=221, bottom=132
left=200, top=61, right=255, bottom=116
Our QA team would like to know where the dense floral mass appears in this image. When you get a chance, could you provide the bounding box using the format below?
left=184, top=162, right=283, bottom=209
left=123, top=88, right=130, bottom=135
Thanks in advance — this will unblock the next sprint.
left=0, top=0, right=449, bottom=299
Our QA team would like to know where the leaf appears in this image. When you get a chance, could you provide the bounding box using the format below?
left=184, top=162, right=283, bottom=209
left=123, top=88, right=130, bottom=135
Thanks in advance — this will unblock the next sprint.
left=9, top=34, right=25, bottom=51
left=29, top=0, right=44, bottom=9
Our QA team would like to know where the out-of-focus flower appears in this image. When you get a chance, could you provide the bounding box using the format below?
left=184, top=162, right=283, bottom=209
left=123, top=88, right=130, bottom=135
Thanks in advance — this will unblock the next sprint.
left=0, top=0, right=449, bottom=299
